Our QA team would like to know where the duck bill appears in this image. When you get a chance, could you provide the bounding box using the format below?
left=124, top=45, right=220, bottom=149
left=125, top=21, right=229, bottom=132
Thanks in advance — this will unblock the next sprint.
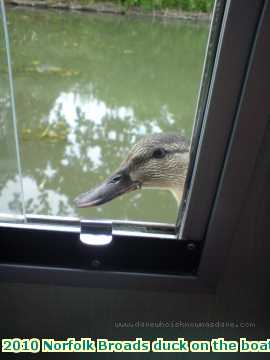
left=74, top=172, right=140, bottom=208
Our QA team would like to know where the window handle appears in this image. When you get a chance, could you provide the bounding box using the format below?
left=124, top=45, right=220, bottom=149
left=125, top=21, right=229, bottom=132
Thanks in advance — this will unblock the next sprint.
left=80, top=220, right=112, bottom=246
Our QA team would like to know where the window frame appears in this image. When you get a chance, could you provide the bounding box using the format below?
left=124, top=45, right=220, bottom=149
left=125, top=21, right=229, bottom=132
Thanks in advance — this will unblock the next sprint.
left=1, top=0, right=269, bottom=292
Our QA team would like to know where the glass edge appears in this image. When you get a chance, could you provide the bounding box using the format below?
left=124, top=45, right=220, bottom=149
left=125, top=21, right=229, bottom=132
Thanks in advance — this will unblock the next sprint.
left=175, top=0, right=227, bottom=238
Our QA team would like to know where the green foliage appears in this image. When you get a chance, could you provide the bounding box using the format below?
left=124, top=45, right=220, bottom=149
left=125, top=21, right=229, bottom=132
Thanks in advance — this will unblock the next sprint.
left=14, top=0, right=214, bottom=12
left=119, top=0, right=214, bottom=12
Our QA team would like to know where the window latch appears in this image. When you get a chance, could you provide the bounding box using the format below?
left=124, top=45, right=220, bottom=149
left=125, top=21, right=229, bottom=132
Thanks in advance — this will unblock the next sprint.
left=80, top=220, right=112, bottom=246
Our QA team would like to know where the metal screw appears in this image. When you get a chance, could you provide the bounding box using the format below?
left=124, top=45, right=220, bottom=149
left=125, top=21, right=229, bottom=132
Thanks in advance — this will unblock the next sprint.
left=187, top=242, right=196, bottom=251
left=91, top=259, right=101, bottom=268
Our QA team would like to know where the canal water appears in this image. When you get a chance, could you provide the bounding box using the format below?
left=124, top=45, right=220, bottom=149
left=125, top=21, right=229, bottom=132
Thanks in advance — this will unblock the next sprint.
left=0, top=7, right=209, bottom=223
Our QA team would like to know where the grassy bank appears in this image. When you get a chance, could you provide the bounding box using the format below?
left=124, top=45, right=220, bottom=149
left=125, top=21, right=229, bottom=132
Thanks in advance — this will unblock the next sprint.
left=119, top=0, right=214, bottom=12
left=6, top=0, right=214, bottom=13
left=6, top=0, right=213, bottom=21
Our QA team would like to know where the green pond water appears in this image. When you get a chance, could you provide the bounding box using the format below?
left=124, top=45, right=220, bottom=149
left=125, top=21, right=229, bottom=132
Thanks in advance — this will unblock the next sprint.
left=0, top=7, right=209, bottom=223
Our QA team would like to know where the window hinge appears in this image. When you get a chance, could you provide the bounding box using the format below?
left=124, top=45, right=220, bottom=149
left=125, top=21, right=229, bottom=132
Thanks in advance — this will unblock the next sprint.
left=80, top=220, right=112, bottom=246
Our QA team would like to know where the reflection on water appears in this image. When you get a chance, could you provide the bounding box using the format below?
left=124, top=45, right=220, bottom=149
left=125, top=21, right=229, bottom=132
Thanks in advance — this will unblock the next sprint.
left=0, top=8, right=209, bottom=223
left=0, top=174, right=72, bottom=215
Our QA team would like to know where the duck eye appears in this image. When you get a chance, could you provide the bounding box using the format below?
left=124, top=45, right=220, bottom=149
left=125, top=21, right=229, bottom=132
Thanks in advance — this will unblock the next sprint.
left=110, top=174, right=122, bottom=183
left=152, top=148, right=166, bottom=159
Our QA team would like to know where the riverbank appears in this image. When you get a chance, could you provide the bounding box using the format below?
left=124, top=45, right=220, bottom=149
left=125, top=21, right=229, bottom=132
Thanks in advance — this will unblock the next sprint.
left=5, top=0, right=212, bottom=21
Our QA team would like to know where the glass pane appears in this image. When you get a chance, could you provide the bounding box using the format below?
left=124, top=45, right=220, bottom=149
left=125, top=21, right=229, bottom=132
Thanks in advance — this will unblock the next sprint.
left=0, top=1, right=24, bottom=221
left=5, top=3, right=213, bottom=224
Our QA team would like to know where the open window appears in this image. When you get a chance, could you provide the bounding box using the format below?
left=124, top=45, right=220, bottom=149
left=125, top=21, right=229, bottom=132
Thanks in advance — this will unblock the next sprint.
left=1, top=0, right=269, bottom=292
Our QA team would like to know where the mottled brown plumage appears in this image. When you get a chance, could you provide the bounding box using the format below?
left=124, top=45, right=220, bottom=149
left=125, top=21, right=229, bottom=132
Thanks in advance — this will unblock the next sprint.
left=75, top=133, right=189, bottom=207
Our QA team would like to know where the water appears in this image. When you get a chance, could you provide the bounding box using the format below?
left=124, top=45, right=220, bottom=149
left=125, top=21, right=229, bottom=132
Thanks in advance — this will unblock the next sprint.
left=0, top=7, right=209, bottom=223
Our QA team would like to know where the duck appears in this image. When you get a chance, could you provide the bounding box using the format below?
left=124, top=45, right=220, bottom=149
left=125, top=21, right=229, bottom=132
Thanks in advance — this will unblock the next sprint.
left=74, top=133, right=190, bottom=208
